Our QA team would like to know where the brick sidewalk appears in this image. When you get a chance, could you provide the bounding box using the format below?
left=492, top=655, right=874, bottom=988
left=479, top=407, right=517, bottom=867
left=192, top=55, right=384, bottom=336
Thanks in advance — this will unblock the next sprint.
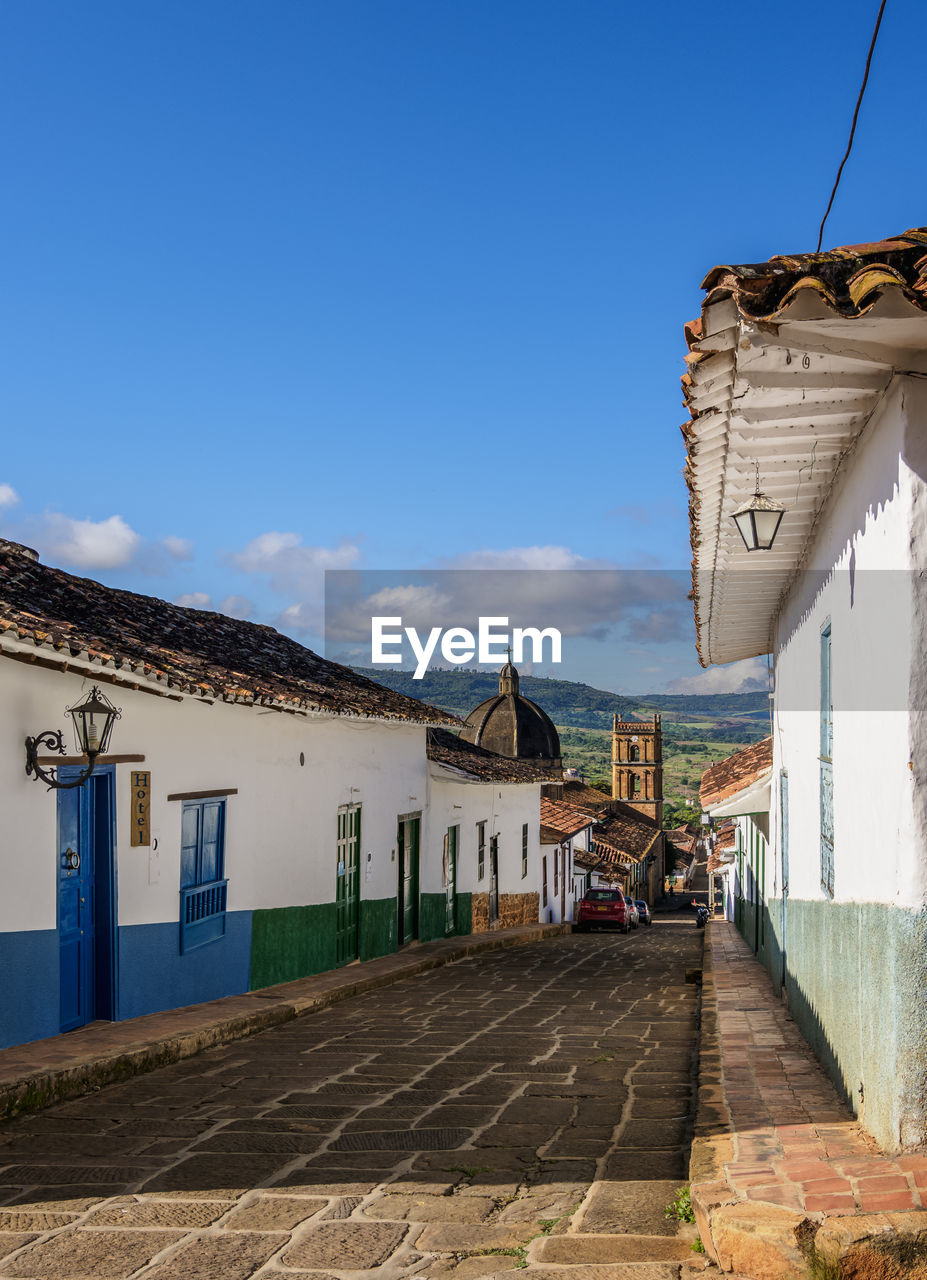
left=692, top=920, right=927, bottom=1277
left=0, top=924, right=568, bottom=1122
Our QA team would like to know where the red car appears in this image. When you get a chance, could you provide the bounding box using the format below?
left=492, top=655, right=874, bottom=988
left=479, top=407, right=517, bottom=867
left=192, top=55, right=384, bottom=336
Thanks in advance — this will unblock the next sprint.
left=574, top=887, right=631, bottom=933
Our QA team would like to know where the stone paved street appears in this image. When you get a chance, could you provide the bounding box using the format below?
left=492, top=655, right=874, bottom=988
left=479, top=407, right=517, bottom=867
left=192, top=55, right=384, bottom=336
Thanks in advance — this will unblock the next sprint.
left=0, top=924, right=703, bottom=1279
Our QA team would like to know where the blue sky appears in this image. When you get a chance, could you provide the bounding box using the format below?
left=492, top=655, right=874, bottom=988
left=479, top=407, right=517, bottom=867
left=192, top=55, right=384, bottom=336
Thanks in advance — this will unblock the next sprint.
left=1, top=0, right=923, bottom=693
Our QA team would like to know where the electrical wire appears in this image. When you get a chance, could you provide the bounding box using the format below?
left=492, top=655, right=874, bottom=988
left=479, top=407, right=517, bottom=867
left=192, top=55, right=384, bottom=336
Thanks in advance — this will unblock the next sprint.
left=816, top=0, right=888, bottom=253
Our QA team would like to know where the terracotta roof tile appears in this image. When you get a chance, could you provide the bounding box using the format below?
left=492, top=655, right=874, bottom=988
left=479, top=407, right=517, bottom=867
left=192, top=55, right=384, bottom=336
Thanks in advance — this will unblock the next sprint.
left=560, top=779, right=614, bottom=813
left=0, top=543, right=458, bottom=725
left=592, top=810, right=661, bottom=863
left=427, top=728, right=550, bottom=782
left=700, top=737, right=773, bottom=808
left=683, top=228, right=927, bottom=666
left=539, top=797, right=594, bottom=841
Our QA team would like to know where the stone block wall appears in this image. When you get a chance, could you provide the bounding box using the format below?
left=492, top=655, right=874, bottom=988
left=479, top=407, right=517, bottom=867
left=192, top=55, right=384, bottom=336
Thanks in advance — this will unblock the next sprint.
left=470, top=892, right=540, bottom=933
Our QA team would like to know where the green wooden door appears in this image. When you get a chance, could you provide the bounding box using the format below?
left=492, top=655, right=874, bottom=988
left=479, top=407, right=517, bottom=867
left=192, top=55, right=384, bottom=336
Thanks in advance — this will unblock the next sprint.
left=336, top=804, right=361, bottom=964
left=398, top=815, right=420, bottom=946
left=444, top=825, right=458, bottom=935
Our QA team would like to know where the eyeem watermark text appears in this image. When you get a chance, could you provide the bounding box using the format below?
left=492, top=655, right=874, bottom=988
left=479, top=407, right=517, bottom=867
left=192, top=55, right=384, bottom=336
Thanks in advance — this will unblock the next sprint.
left=371, top=616, right=562, bottom=679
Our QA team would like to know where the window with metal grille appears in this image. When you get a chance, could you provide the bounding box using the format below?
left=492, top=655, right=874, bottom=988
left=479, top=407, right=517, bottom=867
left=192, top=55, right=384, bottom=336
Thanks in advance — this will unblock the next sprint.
left=521, top=823, right=528, bottom=878
left=180, top=798, right=227, bottom=952
left=477, top=821, right=486, bottom=880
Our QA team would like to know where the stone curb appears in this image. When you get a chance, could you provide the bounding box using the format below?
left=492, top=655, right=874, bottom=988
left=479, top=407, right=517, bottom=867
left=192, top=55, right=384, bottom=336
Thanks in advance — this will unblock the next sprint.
left=0, top=923, right=570, bottom=1121
left=688, top=924, right=927, bottom=1277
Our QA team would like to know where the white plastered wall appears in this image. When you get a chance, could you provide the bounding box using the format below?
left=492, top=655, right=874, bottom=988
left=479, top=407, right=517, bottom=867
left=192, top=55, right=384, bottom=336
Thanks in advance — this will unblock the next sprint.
left=0, top=654, right=430, bottom=931
left=771, top=375, right=921, bottom=907
left=426, top=768, right=542, bottom=902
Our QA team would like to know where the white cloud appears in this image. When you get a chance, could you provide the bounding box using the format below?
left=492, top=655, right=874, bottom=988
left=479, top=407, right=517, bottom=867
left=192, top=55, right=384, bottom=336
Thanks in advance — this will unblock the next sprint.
left=162, top=535, right=193, bottom=561
left=0, top=483, right=20, bottom=509
left=231, top=532, right=361, bottom=594
left=444, top=545, right=608, bottom=571
left=667, top=657, right=769, bottom=695
left=175, top=592, right=213, bottom=609
left=44, top=513, right=142, bottom=570
left=219, top=594, right=255, bottom=620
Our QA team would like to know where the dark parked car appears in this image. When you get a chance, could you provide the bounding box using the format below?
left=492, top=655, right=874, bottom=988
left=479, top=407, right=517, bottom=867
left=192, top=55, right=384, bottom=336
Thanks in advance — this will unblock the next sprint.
left=624, top=893, right=640, bottom=928
left=574, top=888, right=630, bottom=933
left=635, top=899, right=652, bottom=926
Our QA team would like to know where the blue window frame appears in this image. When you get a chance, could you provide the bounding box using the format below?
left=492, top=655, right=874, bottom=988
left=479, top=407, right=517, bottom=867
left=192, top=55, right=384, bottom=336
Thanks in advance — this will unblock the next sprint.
left=180, top=799, right=227, bottom=952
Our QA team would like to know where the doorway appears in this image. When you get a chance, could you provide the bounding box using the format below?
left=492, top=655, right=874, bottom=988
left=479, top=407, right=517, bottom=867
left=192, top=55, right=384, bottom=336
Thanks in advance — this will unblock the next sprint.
left=335, top=804, right=361, bottom=965
left=57, top=767, right=117, bottom=1032
left=397, top=814, right=420, bottom=946
left=488, top=835, right=499, bottom=925
left=444, top=826, right=458, bottom=935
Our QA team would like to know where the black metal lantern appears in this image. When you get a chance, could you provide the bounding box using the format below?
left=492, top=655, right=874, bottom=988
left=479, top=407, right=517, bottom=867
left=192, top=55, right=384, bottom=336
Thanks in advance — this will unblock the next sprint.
left=25, top=685, right=122, bottom=790
left=731, top=467, right=786, bottom=552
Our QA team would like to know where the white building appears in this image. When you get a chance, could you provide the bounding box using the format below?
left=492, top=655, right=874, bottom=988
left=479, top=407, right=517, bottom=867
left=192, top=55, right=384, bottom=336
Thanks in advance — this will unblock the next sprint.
left=700, top=739, right=773, bottom=936
left=0, top=539, right=460, bottom=1050
left=426, top=729, right=547, bottom=932
left=683, top=225, right=927, bottom=1150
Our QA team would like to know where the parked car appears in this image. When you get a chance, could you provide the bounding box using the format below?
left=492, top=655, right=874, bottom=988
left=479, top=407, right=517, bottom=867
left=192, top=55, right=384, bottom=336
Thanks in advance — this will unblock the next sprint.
left=635, top=900, right=652, bottom=926
left=624, top=893, right=640, bottom=928
left=574, top=888, right=630, bottom=933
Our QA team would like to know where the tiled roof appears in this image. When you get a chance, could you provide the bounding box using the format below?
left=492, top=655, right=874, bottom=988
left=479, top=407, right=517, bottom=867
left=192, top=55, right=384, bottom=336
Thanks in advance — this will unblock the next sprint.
left=593, top=811, right=661, bottom=863
left=717, top=827, right=736, bottom=851
left=539, top=797, right=594, bottom=842
left=696, top=230, right=927, bottom=326
left=682, top=228, right=927, bottom=667
left=666, top=826, right=697, bottom=856
left=0, top=543, right=458, bottom=725
left=561, top=780, right=614, bottom=813
left=427, top=728, right=550, bottom=783
left=700, top=737, right=773, bottom=808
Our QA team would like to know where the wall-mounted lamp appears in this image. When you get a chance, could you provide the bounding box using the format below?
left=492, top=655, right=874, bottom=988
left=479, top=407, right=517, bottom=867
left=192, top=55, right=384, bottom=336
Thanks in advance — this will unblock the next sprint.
left=25, top=686, right=122, bottom=791
left=731, top=465, right=786, bottom=552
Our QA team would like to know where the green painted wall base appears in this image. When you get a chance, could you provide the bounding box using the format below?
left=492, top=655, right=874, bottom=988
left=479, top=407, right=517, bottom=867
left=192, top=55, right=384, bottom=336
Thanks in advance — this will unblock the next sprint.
left=250, top=903, right=338, bottom=989
left=419, top=893, right=448, bottom=941
left=455, top=892, right=472, bottom=937
left=735, top=895, right=927, bottom=1151
left=359, top=897, right=398, bottom=961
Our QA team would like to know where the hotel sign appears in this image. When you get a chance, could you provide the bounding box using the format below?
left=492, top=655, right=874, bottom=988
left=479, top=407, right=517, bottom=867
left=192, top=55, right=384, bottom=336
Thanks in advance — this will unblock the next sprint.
left=131, top=771, right=151, bottom=846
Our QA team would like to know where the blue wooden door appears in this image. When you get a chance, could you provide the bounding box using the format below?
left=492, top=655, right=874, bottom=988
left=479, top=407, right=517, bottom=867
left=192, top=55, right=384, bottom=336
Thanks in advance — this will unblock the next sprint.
left=58, top=780, right=91, bottom=1031
left=58, top=769, right=116, bottom=1032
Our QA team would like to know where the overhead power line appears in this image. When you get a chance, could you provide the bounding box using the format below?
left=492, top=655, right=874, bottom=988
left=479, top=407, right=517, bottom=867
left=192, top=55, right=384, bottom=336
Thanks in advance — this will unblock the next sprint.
left=816, top=0, right=888, bottom=253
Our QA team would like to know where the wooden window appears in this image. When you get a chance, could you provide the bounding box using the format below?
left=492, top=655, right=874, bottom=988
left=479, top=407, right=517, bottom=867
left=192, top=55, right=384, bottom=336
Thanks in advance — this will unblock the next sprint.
left=477, top=821, right=486, bottom=880
left=521, top=823, right=528, bottom=878
left=180, top=798, right=227, bottom=953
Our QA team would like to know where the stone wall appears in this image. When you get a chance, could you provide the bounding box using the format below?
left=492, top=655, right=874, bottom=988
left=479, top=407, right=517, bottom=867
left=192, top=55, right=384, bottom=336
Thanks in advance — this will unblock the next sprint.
left=471, top=892, right=540, bottom=933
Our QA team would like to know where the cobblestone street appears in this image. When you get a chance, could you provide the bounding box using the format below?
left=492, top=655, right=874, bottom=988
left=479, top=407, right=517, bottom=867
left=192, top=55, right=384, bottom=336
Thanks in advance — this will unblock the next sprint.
left=0, top=924, right=703, bottom=1279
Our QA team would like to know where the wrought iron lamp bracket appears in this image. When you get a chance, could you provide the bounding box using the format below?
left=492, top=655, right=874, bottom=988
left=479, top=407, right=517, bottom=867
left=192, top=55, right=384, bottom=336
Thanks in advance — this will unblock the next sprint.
left=24, top=730, right=96, bottom=791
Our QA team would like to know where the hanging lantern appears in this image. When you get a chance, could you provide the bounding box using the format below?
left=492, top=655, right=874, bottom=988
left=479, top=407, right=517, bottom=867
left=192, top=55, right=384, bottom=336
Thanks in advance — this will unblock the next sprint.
left=731, top=467, right=786, bottom=551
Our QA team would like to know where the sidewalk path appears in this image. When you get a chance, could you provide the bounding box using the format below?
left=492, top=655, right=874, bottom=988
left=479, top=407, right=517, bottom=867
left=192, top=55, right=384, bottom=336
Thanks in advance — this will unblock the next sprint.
left=692, top=921, right=927, bottom=1277
left=0, top=925, right=569, bottom=1121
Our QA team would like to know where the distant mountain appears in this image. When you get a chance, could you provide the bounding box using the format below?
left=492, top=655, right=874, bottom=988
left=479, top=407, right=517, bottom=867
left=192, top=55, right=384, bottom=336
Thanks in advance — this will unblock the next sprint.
left=350, top=667, right=769, bottom=738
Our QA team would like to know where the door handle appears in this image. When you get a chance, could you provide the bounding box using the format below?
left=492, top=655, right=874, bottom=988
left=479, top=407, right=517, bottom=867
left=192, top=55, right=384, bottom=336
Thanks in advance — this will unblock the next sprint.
left=64, top=848, right=80, bottom=871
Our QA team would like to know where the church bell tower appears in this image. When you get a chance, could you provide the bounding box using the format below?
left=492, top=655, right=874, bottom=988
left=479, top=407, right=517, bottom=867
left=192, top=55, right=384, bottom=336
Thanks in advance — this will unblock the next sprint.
left=611, top=713, right=663, bottom=827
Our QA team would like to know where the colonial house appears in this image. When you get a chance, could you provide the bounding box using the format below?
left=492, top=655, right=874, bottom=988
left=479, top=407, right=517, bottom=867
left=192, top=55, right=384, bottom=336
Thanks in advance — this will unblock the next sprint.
left=700, top=738, right=773, bottom=936
left=539, top=797, right=592, bottom=924
left=425, top=728, right=547, bottom=932
left=0, top=540, right=461, bottom=1050
left=682, top=225, right=927, bottom=1150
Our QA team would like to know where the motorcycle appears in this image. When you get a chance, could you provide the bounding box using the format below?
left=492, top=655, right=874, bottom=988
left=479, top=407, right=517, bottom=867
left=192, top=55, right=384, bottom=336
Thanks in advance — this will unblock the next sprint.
left=695, top=904, right=709, bottom=928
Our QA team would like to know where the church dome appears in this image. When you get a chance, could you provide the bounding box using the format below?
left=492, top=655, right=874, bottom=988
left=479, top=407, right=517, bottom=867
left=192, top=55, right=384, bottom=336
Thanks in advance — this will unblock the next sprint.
left=460, top=660, right=561, bottom=767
